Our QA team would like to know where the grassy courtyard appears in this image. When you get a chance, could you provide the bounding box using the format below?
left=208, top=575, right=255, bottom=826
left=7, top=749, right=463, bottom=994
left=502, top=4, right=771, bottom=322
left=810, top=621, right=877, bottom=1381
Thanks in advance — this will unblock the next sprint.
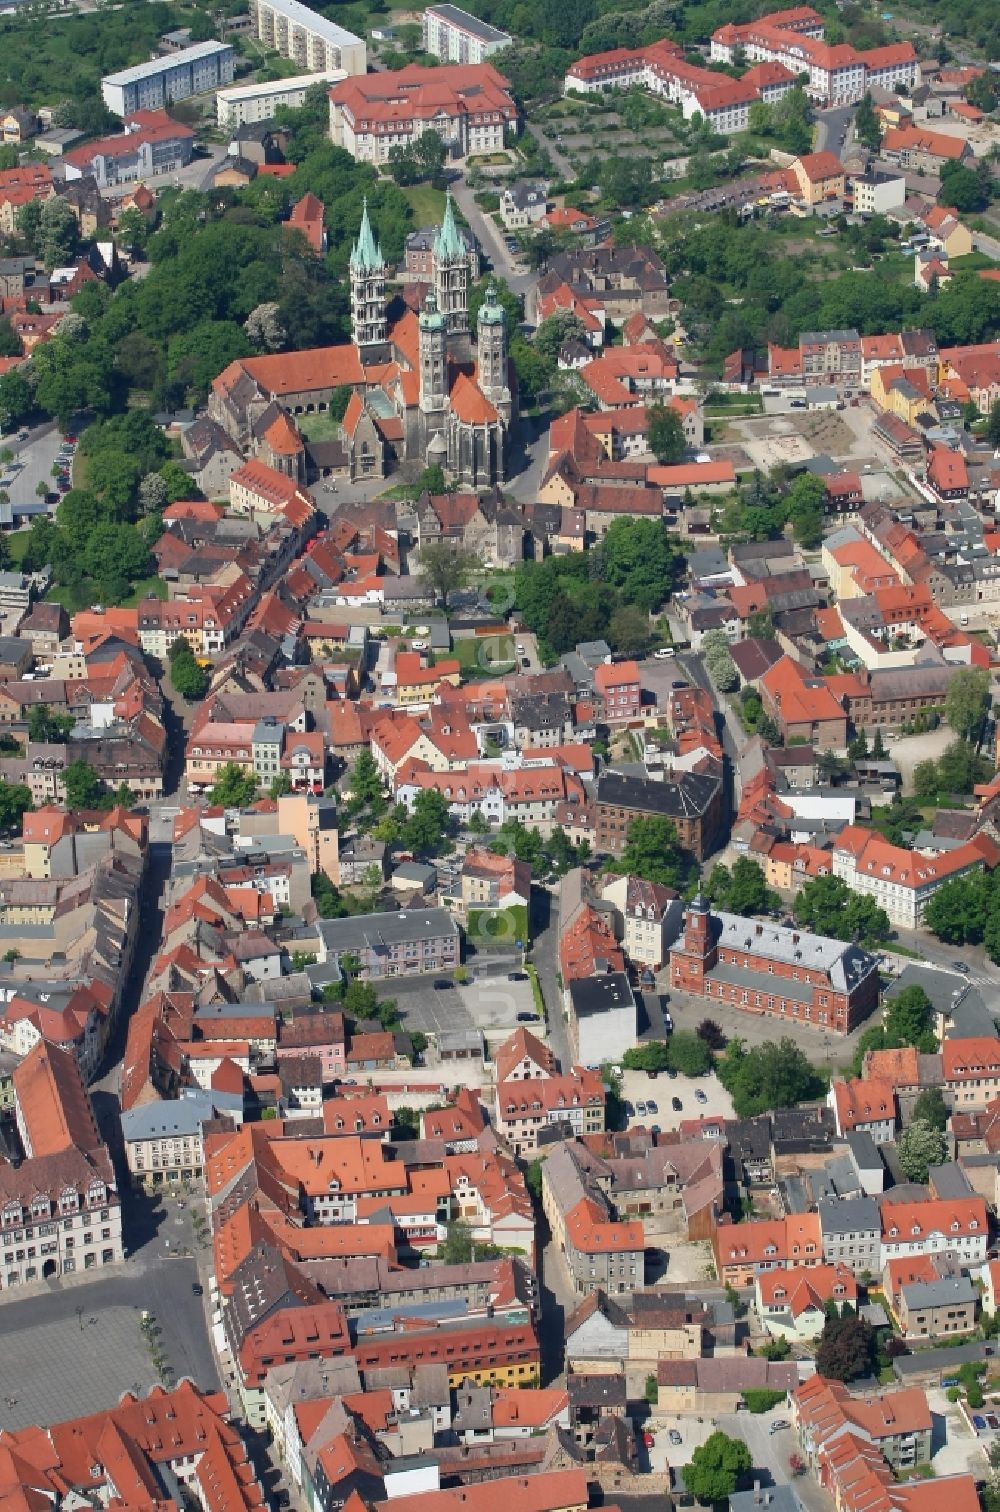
left=454, top=633, right=515, bottom=678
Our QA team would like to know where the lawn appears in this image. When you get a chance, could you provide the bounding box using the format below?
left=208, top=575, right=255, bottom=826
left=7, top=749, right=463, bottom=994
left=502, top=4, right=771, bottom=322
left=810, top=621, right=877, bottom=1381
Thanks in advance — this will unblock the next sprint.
left=403, top=184, right=447, bottom=226
left=298, top=409, right=344, bottom=443
left=467, top=904, right=529, bottom=948
left=122, top=575, right=169, bottom=606
left=5, top=531, right=32, bottom=567
left=455, top=633, right=515, bottom=678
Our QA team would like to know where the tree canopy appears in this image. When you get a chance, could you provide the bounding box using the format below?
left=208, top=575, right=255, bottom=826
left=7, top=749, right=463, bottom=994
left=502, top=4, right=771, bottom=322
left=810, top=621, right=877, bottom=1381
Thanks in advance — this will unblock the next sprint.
left=684, top=1432, right=752, bottom=1505
left=717, top=1037, right=825, bottom=1119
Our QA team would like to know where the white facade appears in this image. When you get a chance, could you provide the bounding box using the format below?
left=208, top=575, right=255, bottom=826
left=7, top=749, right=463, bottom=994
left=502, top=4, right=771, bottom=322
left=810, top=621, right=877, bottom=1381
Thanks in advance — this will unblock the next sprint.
left=217, top=69, right=345, bottom=127
left=852, top=171, right=906, bottom=217
left=421, top=4, right=511, bottom=63
left=248, top=0, right=366, bottom=75
left=0, top=1162, right=121, bottom=1291
left=102, top=41, right=235, bottom=116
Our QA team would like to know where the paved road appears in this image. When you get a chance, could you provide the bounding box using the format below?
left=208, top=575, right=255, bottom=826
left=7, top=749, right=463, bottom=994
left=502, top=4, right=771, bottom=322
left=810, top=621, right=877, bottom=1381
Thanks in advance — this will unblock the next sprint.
left=815, top=104, right=854, bottom=162
left=450, top=174, right=537, bottom=302
left=718, top=1410, right=833, bottom=1512
left=528, top=885, right=572, bottom=1070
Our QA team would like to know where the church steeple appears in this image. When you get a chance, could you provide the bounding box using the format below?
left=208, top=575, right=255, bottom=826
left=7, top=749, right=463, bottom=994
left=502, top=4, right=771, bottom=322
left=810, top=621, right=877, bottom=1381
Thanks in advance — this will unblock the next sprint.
left=477, top=281, right=509, bottom=418
left=432, top=189, right=468, bottom=338
left=418, top=289, right=447, bottom=413
left=350, top=197, right=387, bottom=355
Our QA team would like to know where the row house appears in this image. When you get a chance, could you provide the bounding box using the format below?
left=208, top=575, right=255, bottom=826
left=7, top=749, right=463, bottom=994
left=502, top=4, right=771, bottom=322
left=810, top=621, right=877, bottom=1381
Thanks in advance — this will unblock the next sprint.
left=137, top=574, right=255, bottom=658
left=943, top=1036, right=1000, bottom=1112
left=712, top=1212, right=822, bottom=1287
left=879, top=1195, right=988, bottom=1266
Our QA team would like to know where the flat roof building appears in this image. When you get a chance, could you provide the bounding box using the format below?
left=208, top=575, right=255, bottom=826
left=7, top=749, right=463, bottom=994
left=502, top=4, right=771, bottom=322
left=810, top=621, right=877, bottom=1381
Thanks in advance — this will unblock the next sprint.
left=422, top=4, right=512, bottom=64
left=217, top=69, right=345, bottom=126
left=248, top=0, right=366, bottom=76
left=102, top=40, right=235, bottom=116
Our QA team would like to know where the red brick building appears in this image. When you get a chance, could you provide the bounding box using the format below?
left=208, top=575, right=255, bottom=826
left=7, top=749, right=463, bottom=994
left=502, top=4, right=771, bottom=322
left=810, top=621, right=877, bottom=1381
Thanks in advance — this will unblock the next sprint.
left=668, top=894, right=879, bottom=1034
left=593, top=659, right=642, bottom=725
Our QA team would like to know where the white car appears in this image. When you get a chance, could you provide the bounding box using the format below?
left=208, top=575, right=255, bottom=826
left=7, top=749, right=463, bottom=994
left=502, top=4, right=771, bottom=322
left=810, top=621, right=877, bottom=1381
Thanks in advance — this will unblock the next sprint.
left=516, top=643, right=526, bottom=654
left=654, top=647, right=675, bottom=660
left=410, top=640, right=427, bottom=651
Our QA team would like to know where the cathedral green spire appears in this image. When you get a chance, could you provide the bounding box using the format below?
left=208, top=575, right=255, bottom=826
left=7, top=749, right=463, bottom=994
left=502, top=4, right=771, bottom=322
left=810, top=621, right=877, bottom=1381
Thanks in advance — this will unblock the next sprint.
left=478, top=281, right=504, bottom=324
left=433, top=190, right=465, bottom=263
left=350, top=197, right=384, bottom=273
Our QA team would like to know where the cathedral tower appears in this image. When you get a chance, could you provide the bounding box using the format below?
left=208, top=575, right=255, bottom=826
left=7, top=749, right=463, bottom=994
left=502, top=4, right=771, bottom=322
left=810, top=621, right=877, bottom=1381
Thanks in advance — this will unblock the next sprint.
left=432, top=190, right=469, bottom=339
left=476, top=282, right=510, bottom=420
left=349, top=198, right=387, bottom=357
left=418, top=289, right=447, bottom=414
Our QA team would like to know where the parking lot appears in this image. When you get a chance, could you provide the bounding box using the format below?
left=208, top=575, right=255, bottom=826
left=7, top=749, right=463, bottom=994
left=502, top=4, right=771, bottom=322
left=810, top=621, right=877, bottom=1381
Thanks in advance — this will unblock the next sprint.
left=619, top=1067, right=735, bottom=1134
left=392, top=973, right=540, bottom=1043
left=0, top=420, right=71, bottom=520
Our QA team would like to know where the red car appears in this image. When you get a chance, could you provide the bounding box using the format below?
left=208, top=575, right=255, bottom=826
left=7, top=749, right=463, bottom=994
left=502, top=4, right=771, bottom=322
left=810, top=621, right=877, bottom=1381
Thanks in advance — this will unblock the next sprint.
left=643, top=1431, right=655, bottom=1449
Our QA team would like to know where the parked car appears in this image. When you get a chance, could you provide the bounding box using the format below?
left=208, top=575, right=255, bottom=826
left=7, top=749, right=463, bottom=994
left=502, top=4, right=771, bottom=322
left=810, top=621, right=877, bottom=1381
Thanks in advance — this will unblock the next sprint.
left=671, top=679, right=689, bottom=689
left=191, top=1282, right=203, bottom=1296
left=643, top=1431, right=655, bottom=1449
left=624, top=1101, right=635, bottom=1118
left=636, top=1101, right=648, bottom=1116
left=433, top=979, right=453, bottom=990
left=516, top=1011, right=539, bottom=1022
left=507, top=971, right=527, bottom=981
left=646, top=1100, right=658, bottom=1115
left=769, top=1421, right=790, bottom=1436
left=695, top=1088, right=708, bottom=1104
left=669, top=1429, right=682, bottom=1445
left=671, top=1095, right=682, bottom=1111
left=654, top=647, right=675, bottom=659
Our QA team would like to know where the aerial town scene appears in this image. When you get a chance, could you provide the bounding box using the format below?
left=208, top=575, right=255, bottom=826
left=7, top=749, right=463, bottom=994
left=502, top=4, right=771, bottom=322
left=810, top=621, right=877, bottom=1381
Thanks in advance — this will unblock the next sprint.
left=3, top=0, right=1000, bottom=1508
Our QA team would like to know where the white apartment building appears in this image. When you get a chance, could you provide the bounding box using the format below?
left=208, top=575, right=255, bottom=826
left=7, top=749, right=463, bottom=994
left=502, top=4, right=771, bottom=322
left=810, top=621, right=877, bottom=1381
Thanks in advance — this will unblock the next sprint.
left=102, top=41, right=235, bottom=116
left=421, top=4, right=511, bottom=63
left=851, top=170, right=906, bottom=217
left=216, top=69, right=344, bottom=127
left=832, top=826, right=992, bottom=930
left=879, top=1198, right=988, bottom=1268
left=248, top=0, right=366, bottom=75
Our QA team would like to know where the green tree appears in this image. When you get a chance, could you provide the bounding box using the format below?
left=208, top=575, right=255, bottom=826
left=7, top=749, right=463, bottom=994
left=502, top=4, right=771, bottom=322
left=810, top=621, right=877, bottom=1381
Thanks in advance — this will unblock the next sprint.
left=169, top=641, right=209, bottom=701
left=883, top=985, right=936, bottom=1050
left=684, top=1431, right=752, bottom=1505
left=595, top=516, right=681, bottom=613
left=897, top=1118, right=948, bottom=1182
left=38, top=197, right=78, bottom=271
left=350, top=748, right=385, bottom=809
left=647, top=403, right=687, bottom=464
left=925, top=872, right=988, bottom=944
left=743, top=1388, right=788, bottom=1414
left=0, top=780, right=33, bottom=829
left=717, top=1037, right=824, bottom=1119
left=27, top=706, right=74, bottom=743
left=855, top=93, right=882, bottom=150
left=912, top=1087, right=949, bottom=1134
left=63, top=759, right=106, bottom=810
left=667, top=1029, right=714, bottom=1077
left=417, top=540, right=480, bottom=608
left=611, top=815, right=696, bottom=890
left=785, top=471, right=827, bottom=549
left=794, top=873, right=891, bottom=944
left=608, top=603, right=651, bottom=657
left=622, top=1041, right=671, bottom=1072
left=816, top=1313, right=875, bottom=1382
left=402, top=787, right=451, bottom=857
left=209, top=762, right=258, bottom=808
left=705, top=857, right=776, bottom=916
left=534, top=310, right=588, bottom=367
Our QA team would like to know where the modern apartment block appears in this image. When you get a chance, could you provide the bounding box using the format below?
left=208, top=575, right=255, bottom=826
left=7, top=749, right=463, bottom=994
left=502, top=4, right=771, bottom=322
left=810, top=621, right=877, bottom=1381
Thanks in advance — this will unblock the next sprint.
left=248, top=0, right=366, bottom=75
left=422, top=4, right=512, bottom=63
left=216, top=69, right=345, bottom=127
left=102, top=40, right=235, bottom=116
